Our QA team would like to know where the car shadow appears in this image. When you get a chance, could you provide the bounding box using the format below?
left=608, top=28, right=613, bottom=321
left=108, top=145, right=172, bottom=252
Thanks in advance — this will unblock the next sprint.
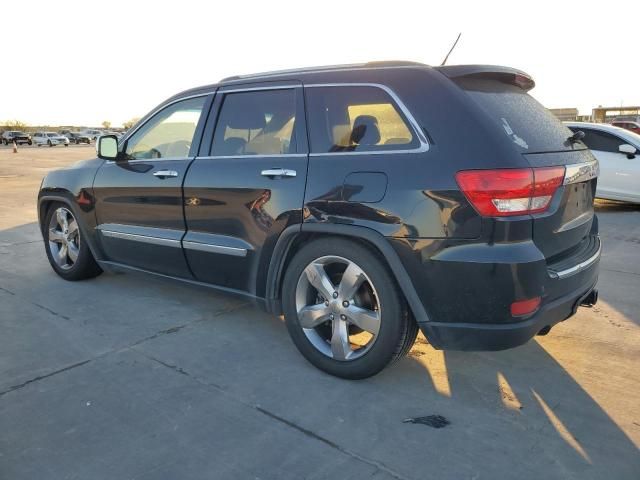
left=2, top=221, right=639, bottom=479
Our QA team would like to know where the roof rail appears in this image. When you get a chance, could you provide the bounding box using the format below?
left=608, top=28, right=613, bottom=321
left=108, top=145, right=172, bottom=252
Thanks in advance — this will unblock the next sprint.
left=219, top=60, right=428, bottom=83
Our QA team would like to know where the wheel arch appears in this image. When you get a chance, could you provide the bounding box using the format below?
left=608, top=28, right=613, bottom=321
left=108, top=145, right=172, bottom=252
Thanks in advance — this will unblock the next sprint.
left=38, top=193, right=104, bottom=262
left=265, top=223, right=430, bottom=324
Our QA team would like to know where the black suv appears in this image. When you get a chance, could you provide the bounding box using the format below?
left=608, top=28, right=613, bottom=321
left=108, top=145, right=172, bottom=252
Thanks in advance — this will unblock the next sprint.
left=2, top=130, right=32, bottom=145
left=38, top=62, right=600, bottom=379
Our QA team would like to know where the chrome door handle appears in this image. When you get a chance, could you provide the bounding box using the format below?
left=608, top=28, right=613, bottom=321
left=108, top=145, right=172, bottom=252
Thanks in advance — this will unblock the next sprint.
left=261, top=168, right=296, bottom=178
left=153, top=170, right=179, bottom=179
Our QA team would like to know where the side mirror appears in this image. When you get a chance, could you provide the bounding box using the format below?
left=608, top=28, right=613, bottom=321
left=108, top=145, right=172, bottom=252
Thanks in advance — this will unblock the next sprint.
left=619, top=143, right=637, bottom=159
left=96, top=135, right=119, bottom=160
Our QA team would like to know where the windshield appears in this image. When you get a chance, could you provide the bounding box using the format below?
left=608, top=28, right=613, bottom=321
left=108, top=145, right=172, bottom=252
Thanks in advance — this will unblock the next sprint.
left=46, top=133, right=58, bottom=137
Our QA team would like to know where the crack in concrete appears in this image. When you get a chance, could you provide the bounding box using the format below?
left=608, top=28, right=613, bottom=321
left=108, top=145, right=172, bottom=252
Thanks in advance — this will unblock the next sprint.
left=0, top=302, right=250, bottom=398
left=138, top=350, right=410, bottom=480
left=31, top=302, right=71, bottom=321
left=601, top=267, right=640, bottom=277
left=0, top=358, right=92, bottom=397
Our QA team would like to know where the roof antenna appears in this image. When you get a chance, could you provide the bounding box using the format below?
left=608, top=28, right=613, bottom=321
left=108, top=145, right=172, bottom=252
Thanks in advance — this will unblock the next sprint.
left=440, top=33, right=462, bottom=66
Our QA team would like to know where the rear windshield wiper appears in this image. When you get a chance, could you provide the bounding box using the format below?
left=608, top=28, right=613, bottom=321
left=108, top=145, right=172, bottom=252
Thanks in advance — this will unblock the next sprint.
left=567, top=130, right=585, bottom=145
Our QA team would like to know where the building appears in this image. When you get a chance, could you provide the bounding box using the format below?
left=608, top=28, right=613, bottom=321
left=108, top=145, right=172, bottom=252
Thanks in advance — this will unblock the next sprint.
left=549, top=108, right=579, bottom=121
left=592, top=106, right=640, bottom=123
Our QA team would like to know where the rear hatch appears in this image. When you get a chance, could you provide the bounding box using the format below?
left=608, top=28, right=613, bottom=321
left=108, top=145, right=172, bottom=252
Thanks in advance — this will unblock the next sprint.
left=442, top=67, right=598, bottom=260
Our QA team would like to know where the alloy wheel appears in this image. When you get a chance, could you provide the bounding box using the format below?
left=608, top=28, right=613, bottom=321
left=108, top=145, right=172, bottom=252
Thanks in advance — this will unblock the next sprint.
left=48, top=207, right=80, bottom=270
left=295, top=255, right=381, bottom=361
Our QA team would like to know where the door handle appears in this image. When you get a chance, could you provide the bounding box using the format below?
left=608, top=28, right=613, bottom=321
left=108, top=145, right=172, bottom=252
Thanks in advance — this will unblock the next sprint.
left=261, top=168, right=296, bottom=178
left=153, top=170, right=179, bottom=179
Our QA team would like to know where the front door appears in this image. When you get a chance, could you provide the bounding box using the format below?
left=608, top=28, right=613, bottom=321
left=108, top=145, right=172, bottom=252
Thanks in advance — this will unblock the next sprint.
left=182, top=83, right=308, bottom=295
left=93, top=95, right=210, bottom=277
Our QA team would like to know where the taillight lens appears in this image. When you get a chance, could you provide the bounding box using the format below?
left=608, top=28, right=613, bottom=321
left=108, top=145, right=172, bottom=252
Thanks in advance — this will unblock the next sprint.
left=456, top=167, right=565, bottom=217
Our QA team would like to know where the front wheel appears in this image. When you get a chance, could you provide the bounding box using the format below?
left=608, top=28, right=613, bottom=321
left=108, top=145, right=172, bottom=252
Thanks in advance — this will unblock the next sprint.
left=43, top=203, right=102, bottom=281
left=48, top=140, right=52, bottom=147
left=282, top=237, right=417, bottom=379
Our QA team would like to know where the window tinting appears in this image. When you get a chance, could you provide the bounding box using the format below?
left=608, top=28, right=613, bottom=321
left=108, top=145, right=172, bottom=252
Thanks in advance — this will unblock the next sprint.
left=305, top=86, right=417, bottom=153
left=125, top=96, right=205, bottom=160
left=212, top=89, right=297, bottom=156
left=579, top=129, right=624, bottom=153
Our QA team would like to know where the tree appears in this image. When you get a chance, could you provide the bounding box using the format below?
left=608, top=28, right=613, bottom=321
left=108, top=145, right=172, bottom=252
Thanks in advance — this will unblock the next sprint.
left=102, top=120, right=111, bottom=129
left=122, top=117, right=140, bottom=130
left=3, top=120, right=28, bottom=130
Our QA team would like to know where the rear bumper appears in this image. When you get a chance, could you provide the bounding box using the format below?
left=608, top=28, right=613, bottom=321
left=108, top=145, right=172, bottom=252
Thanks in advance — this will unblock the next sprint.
left=399, top=233, right=601, bottom=351
left=420, top=279, right=598, bottom=350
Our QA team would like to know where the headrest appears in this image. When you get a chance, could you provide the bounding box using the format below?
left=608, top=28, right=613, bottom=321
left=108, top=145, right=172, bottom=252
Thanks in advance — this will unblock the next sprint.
left=225, top=108, right=266, bottom=130
left=350, top=115, right=381, bottom=146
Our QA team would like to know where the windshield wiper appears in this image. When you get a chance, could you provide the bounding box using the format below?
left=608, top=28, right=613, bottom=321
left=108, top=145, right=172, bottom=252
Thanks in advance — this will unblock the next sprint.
left=567, top=130, right=585, bottom=145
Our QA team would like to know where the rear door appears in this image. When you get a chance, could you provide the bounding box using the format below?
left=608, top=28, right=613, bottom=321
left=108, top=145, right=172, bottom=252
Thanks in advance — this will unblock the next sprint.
left=93, top=95, right=210, bottom=277
left=577, top=127, right=639, bottom=200
left=182, top=83, right=308, bottom=295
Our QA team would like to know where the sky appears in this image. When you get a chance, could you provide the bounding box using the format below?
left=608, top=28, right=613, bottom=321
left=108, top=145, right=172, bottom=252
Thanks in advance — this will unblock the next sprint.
left=1, top=0, right=638, bottom=128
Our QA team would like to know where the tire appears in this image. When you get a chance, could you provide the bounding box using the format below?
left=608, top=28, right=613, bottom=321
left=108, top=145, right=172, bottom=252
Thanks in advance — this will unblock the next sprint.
left=282, top=237, right=418, bottom=379
left=64, top=143, right=69, bottom=147
left=48, top=140, right=52, bottom=147
left=43, top=203, right=102, bottom=281
left=28, top=140, right=32, bottom=145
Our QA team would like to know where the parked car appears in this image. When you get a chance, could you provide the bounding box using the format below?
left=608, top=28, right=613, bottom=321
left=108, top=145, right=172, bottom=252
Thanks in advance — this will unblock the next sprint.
left=33, top=132, right=70, bottom=147
left=65, top=132, right=91, bottom=145
left=611, top=120, right=640, bottom=135
left=566, top=122, right=640, bottom=203
left=80, top=129, right=103, bottom=141
left=38, top=62, right=600, bottom=379
left=2, top=130, right=32, bottom=145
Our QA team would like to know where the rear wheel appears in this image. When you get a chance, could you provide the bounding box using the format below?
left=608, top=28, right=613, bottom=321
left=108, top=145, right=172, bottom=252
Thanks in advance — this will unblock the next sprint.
left=282, top=237, right=417, bottom=379
left=44, top=203, right=102, bottom=281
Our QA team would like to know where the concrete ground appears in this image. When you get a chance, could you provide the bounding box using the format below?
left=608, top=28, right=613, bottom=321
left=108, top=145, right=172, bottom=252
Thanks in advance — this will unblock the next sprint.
left=1, top=145, right=639, bottom=479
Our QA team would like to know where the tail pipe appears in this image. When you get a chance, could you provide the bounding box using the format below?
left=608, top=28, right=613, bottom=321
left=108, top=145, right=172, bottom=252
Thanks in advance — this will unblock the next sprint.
left=580, top=289, right=598, bottom=308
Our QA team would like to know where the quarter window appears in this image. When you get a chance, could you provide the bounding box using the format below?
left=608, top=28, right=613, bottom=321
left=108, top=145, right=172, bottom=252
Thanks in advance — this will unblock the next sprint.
left=578, top=129, right=624, bottom=153
left=305, top=86, right=417, bottom=153
left=212, top=89, right=297, bottom=156
left=124, top=96, right=206, bottom=160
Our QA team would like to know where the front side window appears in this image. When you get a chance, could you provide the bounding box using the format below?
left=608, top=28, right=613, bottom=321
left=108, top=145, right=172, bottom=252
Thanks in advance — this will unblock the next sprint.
left=212, top=89, right=297, bottom=156
left=579, top=129, right=624, bottom=153
left=125, top=96, right=206, bottom=160
left=305, top=86, right=417, bottom=153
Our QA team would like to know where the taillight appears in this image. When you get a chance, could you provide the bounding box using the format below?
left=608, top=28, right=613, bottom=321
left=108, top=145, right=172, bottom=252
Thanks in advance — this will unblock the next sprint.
left=455, top=167, right=565, bottom=217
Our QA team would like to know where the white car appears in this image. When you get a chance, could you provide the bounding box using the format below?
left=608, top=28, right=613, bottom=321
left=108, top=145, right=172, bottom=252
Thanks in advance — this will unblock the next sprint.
left=33, top=132, right=70, bottom=147
left=565, top=122, right=640, bottom=204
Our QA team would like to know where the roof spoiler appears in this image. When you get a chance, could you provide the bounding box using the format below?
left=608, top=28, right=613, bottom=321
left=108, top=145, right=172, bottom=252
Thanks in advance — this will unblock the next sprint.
left=436, top=65, right=535, bottom=91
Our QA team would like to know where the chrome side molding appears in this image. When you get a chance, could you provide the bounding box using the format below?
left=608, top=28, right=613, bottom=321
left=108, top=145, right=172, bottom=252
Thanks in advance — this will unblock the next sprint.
left=182, top=241, right=247, bottom=257
left=549, top=241, right=601, bottom=279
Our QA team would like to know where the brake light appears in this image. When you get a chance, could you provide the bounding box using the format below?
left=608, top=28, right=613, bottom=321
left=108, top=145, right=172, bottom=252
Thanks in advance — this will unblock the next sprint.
left=455, top=167, right=565, bottom=217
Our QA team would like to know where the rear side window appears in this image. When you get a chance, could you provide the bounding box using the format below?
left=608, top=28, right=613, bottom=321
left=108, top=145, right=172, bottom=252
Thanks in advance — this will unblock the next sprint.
left=305, top=86, right=417, bottom=153
left=578, top=129, right=624, bottom=153
left=455, top=77, right=574, bottom=153
left=212, top=89, right=297, bottom=156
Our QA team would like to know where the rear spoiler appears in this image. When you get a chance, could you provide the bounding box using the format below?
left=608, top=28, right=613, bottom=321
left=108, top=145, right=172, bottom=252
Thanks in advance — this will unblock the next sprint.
left=435, top=64, right=535, bottom=91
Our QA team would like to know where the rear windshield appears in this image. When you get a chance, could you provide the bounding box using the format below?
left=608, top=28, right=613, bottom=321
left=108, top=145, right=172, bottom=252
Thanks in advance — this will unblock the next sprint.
left=454, top=77, right=577, bottom=153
